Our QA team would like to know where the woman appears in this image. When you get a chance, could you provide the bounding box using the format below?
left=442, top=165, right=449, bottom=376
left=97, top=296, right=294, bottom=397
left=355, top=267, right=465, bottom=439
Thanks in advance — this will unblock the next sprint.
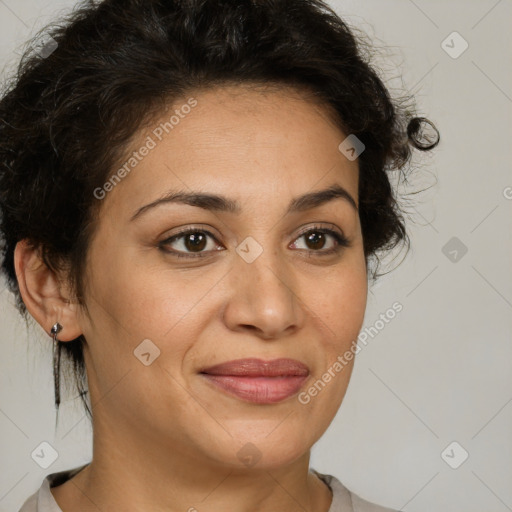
left=0, top=0, right=439, bottom=511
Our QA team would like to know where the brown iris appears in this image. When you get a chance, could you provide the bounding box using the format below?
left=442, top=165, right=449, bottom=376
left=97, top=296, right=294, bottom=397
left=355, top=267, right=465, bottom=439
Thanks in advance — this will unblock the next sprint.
left=304, top=231, right=326, bottom=251
left=184, top=232, right=208, bottom=252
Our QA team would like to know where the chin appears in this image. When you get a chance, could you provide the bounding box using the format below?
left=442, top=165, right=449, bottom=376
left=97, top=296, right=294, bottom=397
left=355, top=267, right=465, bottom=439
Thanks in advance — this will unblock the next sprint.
left=210, top=431, right=312, bottom=471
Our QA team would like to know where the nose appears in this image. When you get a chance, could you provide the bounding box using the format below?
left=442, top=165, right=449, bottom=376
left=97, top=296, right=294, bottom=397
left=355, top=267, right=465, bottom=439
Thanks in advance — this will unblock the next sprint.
left=222, top=249, right=304, bottom=340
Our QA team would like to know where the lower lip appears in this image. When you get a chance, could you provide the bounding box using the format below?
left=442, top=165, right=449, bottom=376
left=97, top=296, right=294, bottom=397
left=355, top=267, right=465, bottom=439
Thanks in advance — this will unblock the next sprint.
left=200, top=374, right=309, bottom=404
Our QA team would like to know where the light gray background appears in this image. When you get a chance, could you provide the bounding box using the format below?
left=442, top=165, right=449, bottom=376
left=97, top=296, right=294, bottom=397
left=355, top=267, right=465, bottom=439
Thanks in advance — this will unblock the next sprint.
left=0, top=1, right=511, bottom=511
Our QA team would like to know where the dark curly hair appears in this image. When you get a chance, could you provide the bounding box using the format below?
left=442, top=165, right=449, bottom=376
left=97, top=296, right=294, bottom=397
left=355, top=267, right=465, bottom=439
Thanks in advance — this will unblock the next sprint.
left=0, top=0, right=439, bottom=421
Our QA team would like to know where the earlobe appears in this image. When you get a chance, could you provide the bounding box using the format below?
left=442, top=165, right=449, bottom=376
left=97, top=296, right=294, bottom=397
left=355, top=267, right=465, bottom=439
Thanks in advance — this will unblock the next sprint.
left=14, top=239, right=83, bottom=341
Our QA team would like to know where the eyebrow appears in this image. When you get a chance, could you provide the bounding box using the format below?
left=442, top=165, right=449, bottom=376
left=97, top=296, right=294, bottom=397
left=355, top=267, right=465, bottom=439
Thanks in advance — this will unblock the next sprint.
left=130, top=183, right=358, bottom=222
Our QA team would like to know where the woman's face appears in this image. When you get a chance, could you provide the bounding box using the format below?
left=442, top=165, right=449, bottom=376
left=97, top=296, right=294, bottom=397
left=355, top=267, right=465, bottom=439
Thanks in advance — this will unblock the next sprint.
left=79, top=84, right=367, bottom=469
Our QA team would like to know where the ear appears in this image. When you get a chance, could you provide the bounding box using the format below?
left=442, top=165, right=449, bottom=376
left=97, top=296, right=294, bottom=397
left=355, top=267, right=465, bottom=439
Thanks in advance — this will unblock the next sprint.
left=14, top=239, right=83, bottom=342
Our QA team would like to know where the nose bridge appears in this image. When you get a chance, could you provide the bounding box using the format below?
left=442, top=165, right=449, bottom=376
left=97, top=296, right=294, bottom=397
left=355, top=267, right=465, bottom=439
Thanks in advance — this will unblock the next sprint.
left=246, top=249, right=291, bottom=302
left=225, top=233, right=302, bottom=338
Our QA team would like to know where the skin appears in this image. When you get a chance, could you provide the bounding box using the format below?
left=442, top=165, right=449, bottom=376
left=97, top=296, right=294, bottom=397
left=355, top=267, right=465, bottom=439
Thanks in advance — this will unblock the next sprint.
left=15, top=84, right=368, bottom=512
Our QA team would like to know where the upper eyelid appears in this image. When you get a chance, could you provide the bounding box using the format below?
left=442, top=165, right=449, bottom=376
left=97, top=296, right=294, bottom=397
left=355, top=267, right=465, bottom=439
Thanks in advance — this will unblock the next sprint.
left=161, top=224, right=346, bottom=249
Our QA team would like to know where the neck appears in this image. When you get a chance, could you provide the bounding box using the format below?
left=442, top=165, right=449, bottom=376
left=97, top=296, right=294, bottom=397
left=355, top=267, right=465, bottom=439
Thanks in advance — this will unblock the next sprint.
left=52, top=419, right=333, bottom=512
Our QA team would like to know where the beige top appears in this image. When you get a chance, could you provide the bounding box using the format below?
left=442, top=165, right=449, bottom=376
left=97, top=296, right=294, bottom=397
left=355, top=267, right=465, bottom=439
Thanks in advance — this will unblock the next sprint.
left=18, top=464, right=399, bottom=512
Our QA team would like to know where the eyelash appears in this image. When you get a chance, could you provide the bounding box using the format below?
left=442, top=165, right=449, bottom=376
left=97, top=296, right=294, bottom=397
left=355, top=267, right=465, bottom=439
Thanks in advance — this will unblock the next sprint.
left=158, top=225, right=350, bottom=259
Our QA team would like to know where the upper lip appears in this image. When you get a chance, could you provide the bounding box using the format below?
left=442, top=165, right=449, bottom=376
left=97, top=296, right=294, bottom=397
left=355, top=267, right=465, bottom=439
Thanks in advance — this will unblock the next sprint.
left=200, top=358, right=309, bottom=377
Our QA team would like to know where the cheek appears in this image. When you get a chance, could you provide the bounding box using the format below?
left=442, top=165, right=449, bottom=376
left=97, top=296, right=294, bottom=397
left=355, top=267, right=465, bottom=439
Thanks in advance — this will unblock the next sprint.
left=311, top=257, right=368, bottom=347
left=336, top=273, right=367, bottom=342
left=295, top=265, right=366, bottom=437
left=304, top=255, right=367, bottom=396
left=87, top=241, right=215, bottom=343
left=80, top=246, right=209, bottom=423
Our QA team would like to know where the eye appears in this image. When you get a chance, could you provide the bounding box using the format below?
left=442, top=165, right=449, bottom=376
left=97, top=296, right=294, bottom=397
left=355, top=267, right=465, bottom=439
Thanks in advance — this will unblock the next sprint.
left=159, top=228, right=222, bottom=259
left=290, top=225, right=350, bottom=256
left=158, top=224, right=350, bottom=259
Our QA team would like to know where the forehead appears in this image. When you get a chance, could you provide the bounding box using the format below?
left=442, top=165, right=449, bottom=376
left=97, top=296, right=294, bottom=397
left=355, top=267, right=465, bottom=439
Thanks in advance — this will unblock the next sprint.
left=102, top=84, right=359, bottom=217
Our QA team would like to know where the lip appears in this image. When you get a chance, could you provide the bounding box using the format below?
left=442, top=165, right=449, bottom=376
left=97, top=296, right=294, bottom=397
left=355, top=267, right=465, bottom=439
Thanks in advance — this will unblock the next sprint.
left=199, top=358, right=310, bottom=404
left=200, top=358, right=310, bottom=377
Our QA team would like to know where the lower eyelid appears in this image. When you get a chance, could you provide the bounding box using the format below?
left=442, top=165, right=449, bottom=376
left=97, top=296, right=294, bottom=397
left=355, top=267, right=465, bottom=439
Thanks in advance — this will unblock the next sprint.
left=160, top=228, right=348, bottom=257
left=291, top=232, right=349, bottom=254
left=160, top=230, right=219, bottom=254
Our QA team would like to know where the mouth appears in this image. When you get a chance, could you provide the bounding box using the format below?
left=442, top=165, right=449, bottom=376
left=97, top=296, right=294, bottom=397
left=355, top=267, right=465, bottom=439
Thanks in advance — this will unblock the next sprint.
left=199, top=358, right=310, bottom=404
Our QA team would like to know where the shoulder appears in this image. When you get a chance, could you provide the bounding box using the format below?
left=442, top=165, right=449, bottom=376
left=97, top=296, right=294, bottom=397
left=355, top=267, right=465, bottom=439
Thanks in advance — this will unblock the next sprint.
left=311, top=469, right=401, bottom=512
left=18, top=490, right=38, bottom=512
left=17, top=463, right=90, bottom=512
